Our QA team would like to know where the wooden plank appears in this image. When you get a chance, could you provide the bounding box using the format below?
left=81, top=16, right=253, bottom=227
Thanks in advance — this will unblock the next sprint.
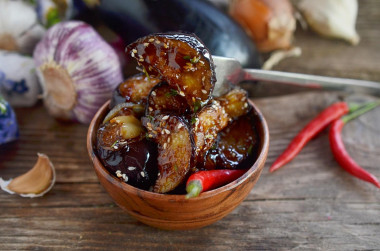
left=1, top=0, right=380, bottom=250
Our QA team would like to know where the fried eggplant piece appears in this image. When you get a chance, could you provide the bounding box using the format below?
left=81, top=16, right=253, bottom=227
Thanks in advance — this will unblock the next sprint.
left=97, top=107, right=158, bottom=190
left=202, top=114, right=259, bottom=170
left=146, top=82, right=190, bottom=116
left=126, top=33, right=216, bottom=109
left=110, top=73, right=161, bottom=108
left=192, top=100, right=230, bottom=163
left=142, top=114, right=194, bottom=193
left=217, top=88, right=250, bottom=119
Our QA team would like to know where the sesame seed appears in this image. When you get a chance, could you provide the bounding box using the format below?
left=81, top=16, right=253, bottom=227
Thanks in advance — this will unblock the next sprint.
left=164, top=129, right=170, bottom=134
left=139, top=58, right=144, bottom=62
left=163, top=143, right=167, bottom=149
left=177, top=123, right=183, bottom=129
left=122, top=173, right=127, bottom=179
left=158, top=173, right=160, bottom=176
left=143, top=42, right=149, bottom=46
left=167, top=137, right=171, bottom=143
left=155, top=40, right=160, bottom=44
left=151, top=91, right=156, bottom=96
left=141, top=172, right=145, bottom=177
left=193, top=90, right=197, bottom=95
left=132, top=49, right=137, bottom=54
left=201, top=89, right=207, bottom=94
left=124, top=175, right=129, bottom=182
left=244, top=103, right=248, bottom=108
left=202, top=76, right=205, bottom=82
left=162, top=115, right=169, bottom=120
left=148, top=107, right=153, bottom=112
left=148, top=38, right=154, bottom=42
left=128, top=166, right=136, bottom=171
left=179, top=91, right=185, bottom=96
left=131, top=51, right=135, bottom=57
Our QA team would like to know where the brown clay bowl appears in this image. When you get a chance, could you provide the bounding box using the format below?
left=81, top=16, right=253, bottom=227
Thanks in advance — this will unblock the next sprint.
left=87, top=99, right=269, bottom=230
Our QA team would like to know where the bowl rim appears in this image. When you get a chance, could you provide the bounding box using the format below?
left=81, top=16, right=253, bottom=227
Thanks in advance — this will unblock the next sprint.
left=87, top=99, right=269, bottom=201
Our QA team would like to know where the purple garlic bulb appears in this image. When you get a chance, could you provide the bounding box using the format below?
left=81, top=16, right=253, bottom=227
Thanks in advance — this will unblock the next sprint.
left=34, top=21, right=123, bottom=124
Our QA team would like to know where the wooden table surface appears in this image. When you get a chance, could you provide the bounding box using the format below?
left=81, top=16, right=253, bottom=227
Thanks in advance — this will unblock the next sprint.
left=1, top=1, right=379, bottom=250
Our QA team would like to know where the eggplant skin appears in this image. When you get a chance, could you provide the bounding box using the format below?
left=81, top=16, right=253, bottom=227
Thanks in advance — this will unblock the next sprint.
left=74, top=0, right=261, bottom=68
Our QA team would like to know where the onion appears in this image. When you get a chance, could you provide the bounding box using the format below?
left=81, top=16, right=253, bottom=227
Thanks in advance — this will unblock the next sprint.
left=229, top=0, right=296, bottom=52
left=33, top=21, right=123, bottom=124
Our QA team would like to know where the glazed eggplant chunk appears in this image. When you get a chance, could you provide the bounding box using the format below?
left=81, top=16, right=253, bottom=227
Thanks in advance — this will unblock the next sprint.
left=218, top=88, right=250, bottom=119
left=146, top=82, right=190, bottom=117
left=111, top=73, right=161, bottom=108
left=192, top=100, right=230, bottom=163
left=202, top=115, right=259, bottom=170
left=126, top=33, right=216, bottom=110
left=142, top=114, right=194, bottom=193
left=97, top=105, right=158, bottom=190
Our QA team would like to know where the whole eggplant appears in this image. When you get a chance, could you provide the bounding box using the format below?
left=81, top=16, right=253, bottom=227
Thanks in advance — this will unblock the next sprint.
left=73, top=0, right=261, bottom=68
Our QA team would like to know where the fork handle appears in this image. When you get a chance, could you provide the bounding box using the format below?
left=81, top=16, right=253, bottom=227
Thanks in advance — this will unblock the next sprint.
left=243, top=69, right=380, bottom=97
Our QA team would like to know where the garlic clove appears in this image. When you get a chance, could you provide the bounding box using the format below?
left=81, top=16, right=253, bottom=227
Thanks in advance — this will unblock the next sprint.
left=0, top=153, right=56, bottom=198
left=0, top=0, right=45, bottom=54
left=0, top=50, right=42, bottom=107
left=297, top=0, right=360, bottom=45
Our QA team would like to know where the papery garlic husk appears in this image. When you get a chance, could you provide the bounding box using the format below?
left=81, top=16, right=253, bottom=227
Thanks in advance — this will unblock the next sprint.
left=297, top=0, right=360, bottom=45
left=229, top=0, right=296, bottom=52
left=0, top=0, right=45, bottom=54
left=0, top=95, right=19, bottom=145
left=33, top=21, right=123, bottom=124
left=0, top=50, right=42, bottom=107
left=0, top=153, right=55, bottom=198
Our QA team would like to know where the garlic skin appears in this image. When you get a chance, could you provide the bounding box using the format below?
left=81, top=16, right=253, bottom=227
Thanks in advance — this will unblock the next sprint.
left=0, top=0, right=45, bottom=54
left=34, top=21, right=123, bottom=124
left=0, top=153, right=55, bottom=198
left=0, top=50, right=42, bottom=107
left=297, top=0, right=360, bottom=45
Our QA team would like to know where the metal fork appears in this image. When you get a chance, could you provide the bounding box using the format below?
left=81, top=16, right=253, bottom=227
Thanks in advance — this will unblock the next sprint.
left=212, top=55, right=380, bottom=97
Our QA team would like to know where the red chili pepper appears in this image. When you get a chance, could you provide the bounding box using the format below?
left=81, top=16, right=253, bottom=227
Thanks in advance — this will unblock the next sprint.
left=185, top=169, right=247, bottom=199
left=329, top=102, right=380, bottom=188
left=270, top=102, right=351, bottom=172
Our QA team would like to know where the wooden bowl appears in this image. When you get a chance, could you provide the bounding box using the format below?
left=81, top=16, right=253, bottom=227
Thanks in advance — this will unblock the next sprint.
left=87, top=100, right=269, bottom=230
